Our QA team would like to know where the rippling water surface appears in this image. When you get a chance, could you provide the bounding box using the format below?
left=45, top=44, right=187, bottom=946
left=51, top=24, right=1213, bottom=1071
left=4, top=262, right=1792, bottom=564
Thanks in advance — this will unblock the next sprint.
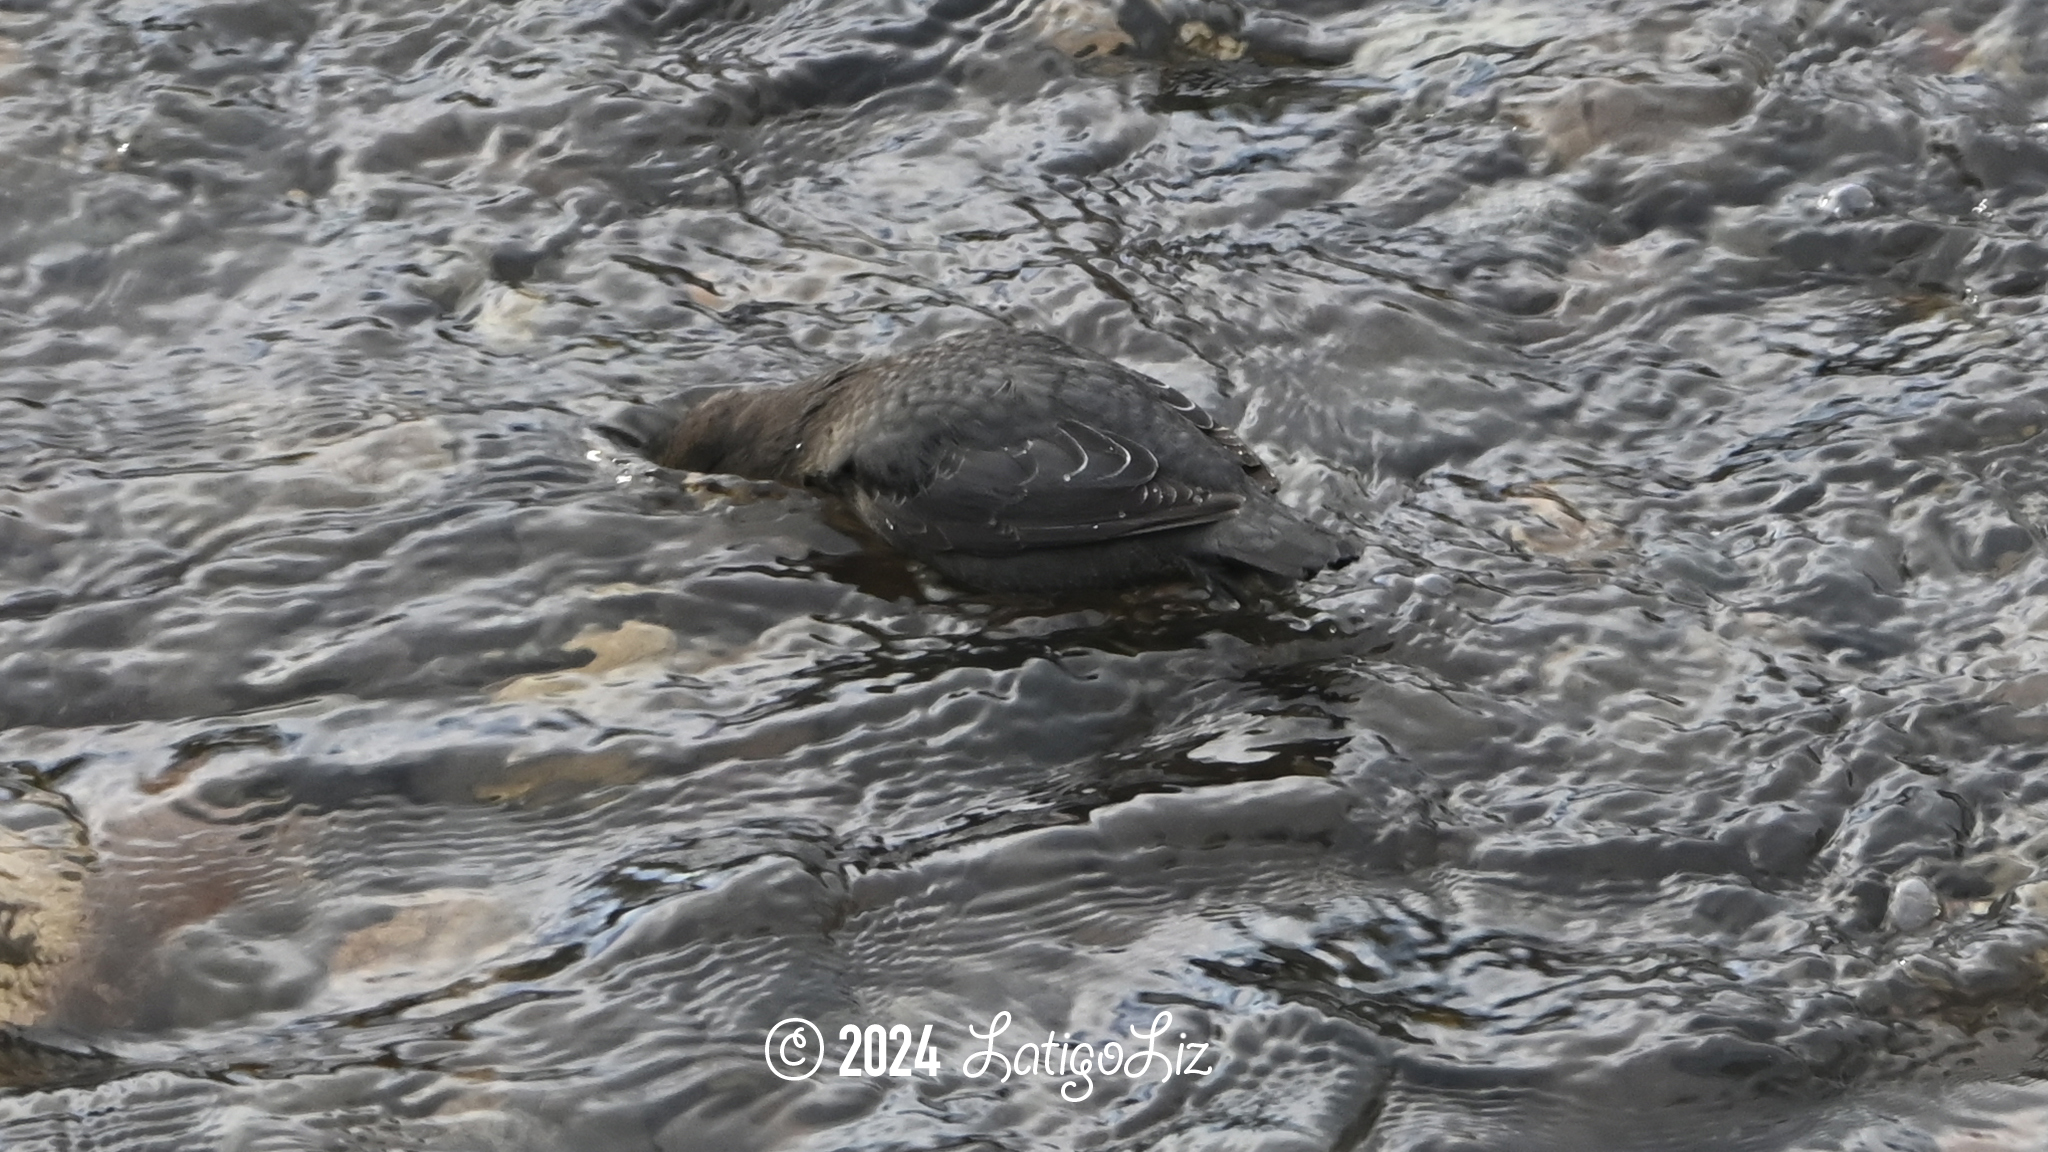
left=6, top=0, right=2048, bottom=1147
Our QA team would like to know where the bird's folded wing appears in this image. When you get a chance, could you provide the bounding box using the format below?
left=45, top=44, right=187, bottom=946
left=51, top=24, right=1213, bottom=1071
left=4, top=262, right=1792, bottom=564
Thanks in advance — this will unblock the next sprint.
left=859, top=420, right=1242, bottom=554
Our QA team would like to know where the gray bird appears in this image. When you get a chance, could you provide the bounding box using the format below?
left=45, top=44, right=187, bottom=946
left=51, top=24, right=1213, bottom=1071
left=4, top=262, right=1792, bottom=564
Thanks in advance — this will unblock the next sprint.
left=600, top=329, right=1357, bottom=594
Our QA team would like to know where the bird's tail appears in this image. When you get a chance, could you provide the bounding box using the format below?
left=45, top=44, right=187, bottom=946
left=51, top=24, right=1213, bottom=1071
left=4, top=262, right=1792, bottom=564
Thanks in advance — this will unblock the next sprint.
left=1207, top=498, right=1359, bottom=581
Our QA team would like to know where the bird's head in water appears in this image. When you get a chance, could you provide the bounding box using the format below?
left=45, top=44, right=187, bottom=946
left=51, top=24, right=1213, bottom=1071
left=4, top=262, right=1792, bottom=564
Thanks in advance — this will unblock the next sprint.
left=596, top=386, right=809, bottom=481
left=594, top=386, right=736, bottom=470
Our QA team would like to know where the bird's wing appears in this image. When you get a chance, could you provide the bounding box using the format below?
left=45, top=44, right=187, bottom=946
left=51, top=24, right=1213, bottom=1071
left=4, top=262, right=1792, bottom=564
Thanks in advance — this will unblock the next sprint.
left=1136, top=376, right=1274, bottom=490
left=857, top=419, right=1242, bottom=555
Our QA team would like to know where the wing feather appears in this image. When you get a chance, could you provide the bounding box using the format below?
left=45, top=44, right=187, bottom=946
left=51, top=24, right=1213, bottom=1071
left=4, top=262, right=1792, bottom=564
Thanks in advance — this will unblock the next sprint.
left=858, top=418, right=1242, bottom=555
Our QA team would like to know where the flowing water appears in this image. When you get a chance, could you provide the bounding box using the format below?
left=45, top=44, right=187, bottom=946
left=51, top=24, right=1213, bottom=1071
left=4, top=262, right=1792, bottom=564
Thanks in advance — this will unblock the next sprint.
left=5, top=0, right=2048, bottom=1147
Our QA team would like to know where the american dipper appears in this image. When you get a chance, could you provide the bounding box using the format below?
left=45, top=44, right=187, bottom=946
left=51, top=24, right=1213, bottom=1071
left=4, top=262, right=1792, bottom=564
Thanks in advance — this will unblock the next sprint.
left=602, top=329, right=1357, bottom=593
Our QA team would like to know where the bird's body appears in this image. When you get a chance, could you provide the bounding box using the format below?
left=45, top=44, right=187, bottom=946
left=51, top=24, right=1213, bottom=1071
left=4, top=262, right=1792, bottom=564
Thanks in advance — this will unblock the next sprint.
left=608, top=329, right=1356, bottom=593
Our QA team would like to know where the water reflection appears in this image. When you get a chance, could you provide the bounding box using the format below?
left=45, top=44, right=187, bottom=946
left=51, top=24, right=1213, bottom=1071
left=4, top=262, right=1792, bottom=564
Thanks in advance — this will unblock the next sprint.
left=5, top=0, right=2048, bottom=1147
